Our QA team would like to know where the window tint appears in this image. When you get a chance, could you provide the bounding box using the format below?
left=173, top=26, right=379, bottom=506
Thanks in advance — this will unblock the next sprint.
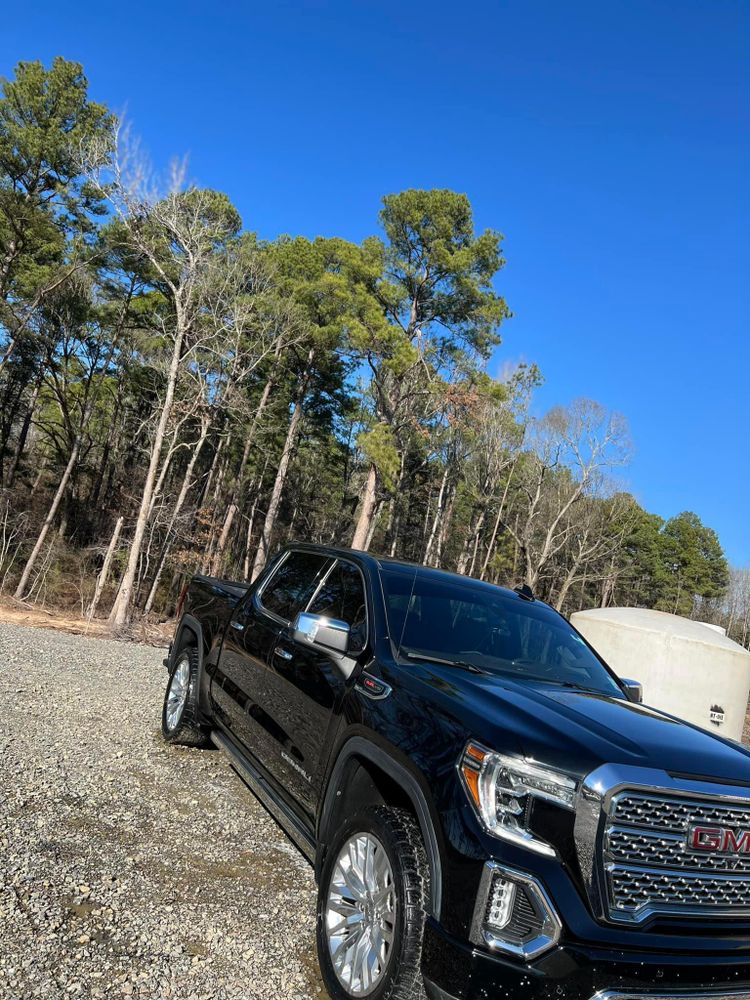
left=260, top=552, right=330, bottom=621
left=308, top=561, right=368, bottom=653
left=380, top=569, right=621, bottom=696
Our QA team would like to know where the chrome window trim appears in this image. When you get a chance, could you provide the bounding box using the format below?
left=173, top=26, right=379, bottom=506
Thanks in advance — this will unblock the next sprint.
left=574, top=763, right=750, bottom=927
left=253, top=549, right=293, bottom=625
left=303, top=556, right=370, bottom=655
left=303, top=558, right=338, bottom=616
left=254, top=550, right=332, bottom=627
left=469, top=860, right=562, bottom=960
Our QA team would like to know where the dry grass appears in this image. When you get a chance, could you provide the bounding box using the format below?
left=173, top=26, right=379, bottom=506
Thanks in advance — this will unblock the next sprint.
left=0, top=596, right=172, bottom=646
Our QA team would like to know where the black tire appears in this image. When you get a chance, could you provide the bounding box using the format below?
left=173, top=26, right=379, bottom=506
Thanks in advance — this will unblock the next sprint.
left=161, top=645, right=210, bottom=747
left=316, top=805, right=429, bottom=1000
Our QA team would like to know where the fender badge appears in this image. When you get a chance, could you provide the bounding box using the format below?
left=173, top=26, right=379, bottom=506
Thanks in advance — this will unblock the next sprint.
left=355, top=672, right=392, bottom=700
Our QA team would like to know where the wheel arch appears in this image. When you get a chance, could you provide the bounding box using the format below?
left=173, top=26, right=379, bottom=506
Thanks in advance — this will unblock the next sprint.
left=167, top=613, right=216, bottom=720
left=169, top=613, right=205, bottom=670
left=317, top=735, right=443, bottom=919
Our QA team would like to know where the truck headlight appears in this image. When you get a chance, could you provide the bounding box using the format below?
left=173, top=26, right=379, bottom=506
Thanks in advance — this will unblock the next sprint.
left=459, top=742, right=577, bottom=857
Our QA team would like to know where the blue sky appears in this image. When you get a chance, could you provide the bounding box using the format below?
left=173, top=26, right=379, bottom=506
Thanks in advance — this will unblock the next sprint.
left=3, top=1, right=749, bottom=562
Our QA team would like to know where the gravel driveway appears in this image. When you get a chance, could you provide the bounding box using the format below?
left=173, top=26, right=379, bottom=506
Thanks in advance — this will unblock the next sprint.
left=0, top=622, right=325, bottom=1000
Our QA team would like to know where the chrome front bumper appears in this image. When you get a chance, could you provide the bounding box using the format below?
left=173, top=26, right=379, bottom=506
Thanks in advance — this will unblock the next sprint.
left=594, top=993, right=750, bottom=1000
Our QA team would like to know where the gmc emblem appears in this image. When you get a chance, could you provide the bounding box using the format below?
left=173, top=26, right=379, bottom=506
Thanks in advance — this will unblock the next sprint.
left=688, top=824, right=750, bottom=854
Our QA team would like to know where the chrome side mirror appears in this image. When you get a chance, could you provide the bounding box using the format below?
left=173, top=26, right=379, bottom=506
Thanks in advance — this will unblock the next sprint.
left=622, top=678, right=643, bottom=704
left=293, top=611, right=350, bottom=654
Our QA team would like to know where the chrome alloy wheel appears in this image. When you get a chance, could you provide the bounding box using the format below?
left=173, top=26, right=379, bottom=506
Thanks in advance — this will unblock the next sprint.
left=165, top=656, right=190, bottom=731
left=325, top=833, right=397, bottom=996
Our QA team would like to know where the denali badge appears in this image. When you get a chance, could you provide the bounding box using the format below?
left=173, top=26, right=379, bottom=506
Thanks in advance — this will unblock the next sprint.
left=281, top=750, right=312, bottom=783
left=688, top=824, right=750, bottom=854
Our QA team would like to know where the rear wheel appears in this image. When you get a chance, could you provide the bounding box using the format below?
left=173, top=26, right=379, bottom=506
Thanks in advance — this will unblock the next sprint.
left=316, top=805, right=429, bottom=1000
left=161, top=646, right=209, bottom=747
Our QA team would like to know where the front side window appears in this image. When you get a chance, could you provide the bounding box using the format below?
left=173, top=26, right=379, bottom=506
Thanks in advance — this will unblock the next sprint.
left=380, top=569, right=621, bottom=696
left=260, top=551, right=331, bottom=622
left=307, top=560, right=368, bottom=653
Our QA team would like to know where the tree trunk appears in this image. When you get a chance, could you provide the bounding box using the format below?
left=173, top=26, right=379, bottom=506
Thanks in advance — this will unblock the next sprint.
left=142, top=417, right=210, bottom=616
left=467, top=516, right=484, bottom=577
left=554, top=568, right=578, bottom=611
left=14, top=438, right=80, bottom=600
left=364, top=502, right=382, bottom=550
left=0, top=335, right=18, bottom=374
left=5, top=378, right=40, bottom=488
left=435, top=488, right=455, bottom=568
left=456, top=510, right=477, bottom=576
left=383, top=455, right=406, bottom=556
left=600, top=554, right=618, bottom=608
left=210, top=436, right=233, bottom=508
left=196, top=432, right=226, bottom=511
left=479, top=464, right=517, bottom=581
left=251, top=393, right=306, bottom=581
left=351, top=464, right=378, bottom=551
left=200, top=432, right=235, bottom=573
left=480, top=504, right=505, bottom=580
left=243, top=490, right=261, bottom=581
left=87, top=516, right=123, bottom=619
left=424, top=466, right=449, bottom=566
left=142, top=541, right=172, bottom=618
left=459, top=508, right=485, bottom=577
left=147, top=420, right=186, bottom=522
left=109, top=314, right=185, bottom=628
left=248, top=376, right=274, bottom=443
left=90, top=393, right=122, bottom=511
left=207, top=403, right=267, bottom=579
left=211, top=503, right=238, bottom=577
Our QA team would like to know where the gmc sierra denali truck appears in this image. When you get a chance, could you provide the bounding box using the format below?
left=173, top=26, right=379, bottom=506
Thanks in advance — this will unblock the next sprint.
left=160, top=543, right=750, bottom=1000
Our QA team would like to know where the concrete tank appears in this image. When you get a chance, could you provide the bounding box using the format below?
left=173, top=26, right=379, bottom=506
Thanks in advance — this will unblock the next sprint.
left=570, top=607, right=750, bottom=742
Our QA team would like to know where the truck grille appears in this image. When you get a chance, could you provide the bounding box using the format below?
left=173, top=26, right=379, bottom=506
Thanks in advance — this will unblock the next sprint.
left=603, top=790, right=750, bottom=923
left=613, top=792, right=750, bottom=832
left=607, top=827, right=750, bottom=872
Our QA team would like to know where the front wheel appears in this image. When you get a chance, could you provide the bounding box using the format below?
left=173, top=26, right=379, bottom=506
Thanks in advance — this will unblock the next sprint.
left=316, top=805, right=429, bottom=1000
left=161, top=646, right=210, bottom=747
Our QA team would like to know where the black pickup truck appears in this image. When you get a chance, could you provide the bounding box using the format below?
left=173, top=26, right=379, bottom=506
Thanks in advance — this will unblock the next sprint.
left=161, top=543, right=750, bottom=1000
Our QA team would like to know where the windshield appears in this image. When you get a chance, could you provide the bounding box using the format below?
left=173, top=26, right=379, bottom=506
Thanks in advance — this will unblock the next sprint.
left=381, top=569, right=623, bottom=696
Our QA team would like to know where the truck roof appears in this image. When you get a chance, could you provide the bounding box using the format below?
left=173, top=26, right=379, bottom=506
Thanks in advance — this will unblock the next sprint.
left=282, top=542, right=541, bottom=607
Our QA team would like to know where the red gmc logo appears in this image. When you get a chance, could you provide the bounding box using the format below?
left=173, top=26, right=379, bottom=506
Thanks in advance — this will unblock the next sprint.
left=688, top=824, right=750, bottom=854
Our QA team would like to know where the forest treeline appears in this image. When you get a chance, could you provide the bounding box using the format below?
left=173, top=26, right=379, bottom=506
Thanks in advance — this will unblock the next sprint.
left=1, top=58, right=747, bottom=644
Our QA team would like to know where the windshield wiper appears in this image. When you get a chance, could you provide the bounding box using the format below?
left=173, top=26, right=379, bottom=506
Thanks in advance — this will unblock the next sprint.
left=535, top=678, right=607, bottom=694
left=401, top=650, right=489, bottom=675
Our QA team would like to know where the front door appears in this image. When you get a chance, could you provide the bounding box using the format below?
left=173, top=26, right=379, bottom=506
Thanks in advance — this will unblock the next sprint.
left=210, top=550, right=331, bottom=780
left=266, top=558, right=369, bottom=818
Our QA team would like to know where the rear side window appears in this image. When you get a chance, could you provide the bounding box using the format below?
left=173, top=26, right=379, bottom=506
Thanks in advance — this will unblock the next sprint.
left=307, top=560, right=368, bottom=653
left=259, top=551, right=331, bottom=622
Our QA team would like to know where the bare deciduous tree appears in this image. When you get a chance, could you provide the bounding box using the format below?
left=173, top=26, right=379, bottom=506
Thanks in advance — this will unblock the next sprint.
left=501, top=399, right=631, bottom=592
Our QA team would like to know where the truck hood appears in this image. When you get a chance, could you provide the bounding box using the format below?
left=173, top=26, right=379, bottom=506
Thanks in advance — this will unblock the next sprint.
left=420, top=665, right=750, bottom=783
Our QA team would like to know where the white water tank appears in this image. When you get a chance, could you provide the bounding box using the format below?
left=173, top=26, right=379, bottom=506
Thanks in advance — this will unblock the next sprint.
left=570, top=607, right=750, bottom=742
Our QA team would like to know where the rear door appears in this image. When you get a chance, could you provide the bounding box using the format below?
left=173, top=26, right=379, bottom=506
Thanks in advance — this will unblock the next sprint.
left=265, top=557, right=370, bottom=818
left=210, top=550, right=331, bottom=762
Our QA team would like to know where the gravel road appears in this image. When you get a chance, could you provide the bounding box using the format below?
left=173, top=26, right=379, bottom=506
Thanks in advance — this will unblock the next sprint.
left=0, top=622, right=325, bottom=1000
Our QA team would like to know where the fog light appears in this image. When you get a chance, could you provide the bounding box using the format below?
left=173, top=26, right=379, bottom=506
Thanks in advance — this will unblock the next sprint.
left=470, top=862, right=562, bottom=960
left=486, top=877, right=517, bottom=931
